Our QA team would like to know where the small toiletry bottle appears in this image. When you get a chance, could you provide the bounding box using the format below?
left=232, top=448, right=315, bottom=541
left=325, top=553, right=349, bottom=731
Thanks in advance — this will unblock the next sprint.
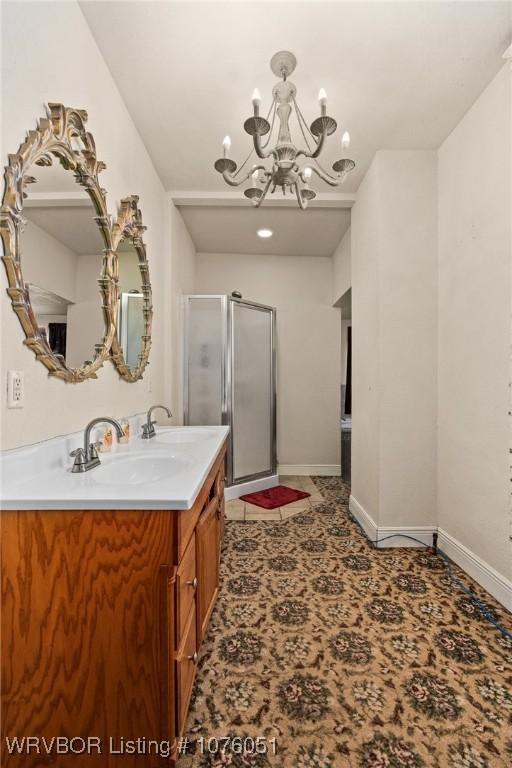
left=95, top=427, right=113, bottom=453
left=119, top=417, right=130, bottom=444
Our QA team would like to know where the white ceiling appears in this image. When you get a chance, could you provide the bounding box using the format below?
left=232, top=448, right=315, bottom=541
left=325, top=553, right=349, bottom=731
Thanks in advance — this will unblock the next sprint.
left=179, top=205, right=351, bottom=256
left=80, top=0, right=510, bottom=196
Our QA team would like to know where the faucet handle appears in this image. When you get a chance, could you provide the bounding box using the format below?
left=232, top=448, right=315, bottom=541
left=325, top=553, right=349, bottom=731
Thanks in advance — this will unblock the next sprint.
left=70, top=447, right=86, bottom=473
left=89, top=442, right=99, bottom=461
left=141, top=421, right=156, bottom=439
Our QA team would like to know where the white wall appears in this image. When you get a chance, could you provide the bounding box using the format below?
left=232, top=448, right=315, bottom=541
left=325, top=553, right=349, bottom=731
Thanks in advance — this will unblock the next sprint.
left=66, top=253, right=104, bottom=369
left=1, top=1, right=171, bottom=448
left=168, top=201, right=197, bottom=423
left=195, top=253, right=341, bottom=470
left=351, top=151, right=438, bottom=530
left=332, top=227, right=352, bottom=405
left=332, top=226, right=351, bottom=306
left=23, top=219, right=77, bottom=303
left=351, top=160, right=381, bottom=521
left=378, top=152, right=438, bottom=529
left=438, top=64, right=511, bottom=584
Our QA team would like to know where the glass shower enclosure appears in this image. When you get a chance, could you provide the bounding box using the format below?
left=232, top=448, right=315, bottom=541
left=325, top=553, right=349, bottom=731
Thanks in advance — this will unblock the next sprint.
left=183, top=295, right=277, bottom=487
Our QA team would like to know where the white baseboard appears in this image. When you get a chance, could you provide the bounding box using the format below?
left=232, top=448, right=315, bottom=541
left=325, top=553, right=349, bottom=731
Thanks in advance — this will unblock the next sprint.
left=375, top=526, right=437, bottom=548
left=349, top=495, right=377, bottom=541
left=437, top=528, right=512, bottom=611
left=224, top=474, right=279, bottom=501
left=278, top=464, right=341, bottom=476
left=349, top=495, right=512, bottom=611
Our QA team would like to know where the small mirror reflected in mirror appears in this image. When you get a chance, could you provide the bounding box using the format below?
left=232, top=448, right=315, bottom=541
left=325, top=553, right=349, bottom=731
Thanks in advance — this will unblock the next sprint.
left=117, top=238, right=144, bottom=369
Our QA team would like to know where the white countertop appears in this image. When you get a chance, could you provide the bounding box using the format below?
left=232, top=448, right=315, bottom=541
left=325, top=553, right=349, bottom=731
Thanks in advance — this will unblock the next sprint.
left=0, top=425, right=229, bottom=511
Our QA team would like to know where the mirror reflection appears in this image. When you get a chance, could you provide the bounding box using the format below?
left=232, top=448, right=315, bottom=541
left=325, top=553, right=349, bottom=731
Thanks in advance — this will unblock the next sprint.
left=22, top=156, right=106, bottom=368
left=116, top=238, right=144, bottom=370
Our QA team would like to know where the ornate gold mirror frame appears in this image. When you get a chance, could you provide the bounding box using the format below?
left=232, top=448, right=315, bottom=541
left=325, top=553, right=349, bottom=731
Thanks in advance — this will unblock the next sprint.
left=0, top=103, right=116, bottom=382
left=110, top=196, right=153, bottom=382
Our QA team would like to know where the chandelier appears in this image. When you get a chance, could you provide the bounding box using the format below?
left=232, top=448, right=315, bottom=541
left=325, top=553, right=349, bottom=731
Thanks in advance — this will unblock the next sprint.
left=214, top=51, right=355, bottom=210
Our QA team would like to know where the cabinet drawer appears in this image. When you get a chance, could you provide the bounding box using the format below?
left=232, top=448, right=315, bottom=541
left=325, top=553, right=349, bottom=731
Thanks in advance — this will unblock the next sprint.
left=176, top=533, right=196, bottom=646
left=175, top=607, right=198, bottom=738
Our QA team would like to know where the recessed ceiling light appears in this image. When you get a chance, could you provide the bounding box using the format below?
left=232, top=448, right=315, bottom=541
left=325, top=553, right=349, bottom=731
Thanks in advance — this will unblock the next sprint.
left=257, top=228, right=273, bottom=238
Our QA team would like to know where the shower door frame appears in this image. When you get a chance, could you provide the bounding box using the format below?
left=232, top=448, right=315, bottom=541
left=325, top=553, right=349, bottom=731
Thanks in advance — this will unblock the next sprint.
left=183, top=295, right=277, bottom=487
left=227, top=296, right=277, bottom=487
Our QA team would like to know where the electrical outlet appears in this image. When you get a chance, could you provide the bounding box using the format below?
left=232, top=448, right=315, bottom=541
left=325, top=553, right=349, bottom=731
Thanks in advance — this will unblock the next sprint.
left=7, top=370, right=24, bottom=409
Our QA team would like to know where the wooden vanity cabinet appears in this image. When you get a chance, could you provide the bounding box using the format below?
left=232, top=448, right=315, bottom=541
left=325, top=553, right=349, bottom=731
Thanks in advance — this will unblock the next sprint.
left=0, top=441, right=226, bottom=768
left=170, top=444, right=226, bottom=746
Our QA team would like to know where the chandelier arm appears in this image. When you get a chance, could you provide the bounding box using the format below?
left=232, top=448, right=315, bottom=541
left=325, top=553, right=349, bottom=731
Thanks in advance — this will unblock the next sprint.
left=309, top=164, right=342, bottom=187
left=237, top=100, right=276, bottom=173
left=253, top=132, right=276, bottom=160
left=222, top=165, right=267, bottom=187
left=296, top=128, right=327, bottom=160
left=294, top=182, right=308, bottom=211
left=233, top=146, right=256, bottom=178
left=293, top=99, right=333, bottom=166
left=313, top=154, right=350, bottom=180
left=254, top=174, right=273, bottom=208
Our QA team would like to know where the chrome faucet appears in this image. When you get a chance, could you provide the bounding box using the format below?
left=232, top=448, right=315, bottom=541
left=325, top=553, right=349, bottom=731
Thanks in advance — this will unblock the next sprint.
left=141, top=405, right=172, bottom=439
left=70, top=417, right=124, bottom=473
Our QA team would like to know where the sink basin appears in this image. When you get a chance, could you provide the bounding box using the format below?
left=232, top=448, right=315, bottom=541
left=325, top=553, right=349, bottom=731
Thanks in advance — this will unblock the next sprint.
left=93, top=454, right=189, bottom=486
left=155, top=428, right=219, bottom=445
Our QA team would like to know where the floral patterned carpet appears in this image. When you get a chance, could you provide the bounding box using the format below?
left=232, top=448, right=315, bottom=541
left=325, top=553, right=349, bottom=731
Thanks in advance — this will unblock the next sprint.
left=180, top=477, right=512, bottom=768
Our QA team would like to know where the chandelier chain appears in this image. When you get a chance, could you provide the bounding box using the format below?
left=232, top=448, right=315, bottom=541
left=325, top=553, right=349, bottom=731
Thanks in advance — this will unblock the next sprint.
left=293, top=98, right=316, bottom=153
left=293, top=98, right=316, bottom=145
left=261, top=99, right=277, bottom=149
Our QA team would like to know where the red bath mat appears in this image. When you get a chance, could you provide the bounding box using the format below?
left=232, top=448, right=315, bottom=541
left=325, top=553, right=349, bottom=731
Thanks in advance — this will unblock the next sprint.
left=240, top=485, right=310, bottom=510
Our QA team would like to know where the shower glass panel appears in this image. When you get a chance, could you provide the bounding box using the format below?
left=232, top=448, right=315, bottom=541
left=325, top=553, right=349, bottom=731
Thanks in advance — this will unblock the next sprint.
left=231, top=301, right=273, bottom=482
left=183, top=295, right=276, bottom=487
left=184, top=296, right=226, bottom=426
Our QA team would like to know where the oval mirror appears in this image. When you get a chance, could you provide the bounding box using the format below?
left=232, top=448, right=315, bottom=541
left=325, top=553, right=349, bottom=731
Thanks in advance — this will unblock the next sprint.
left=111, top=196, right=152, bottom=381
left=0, top=104, right=116, bottom=382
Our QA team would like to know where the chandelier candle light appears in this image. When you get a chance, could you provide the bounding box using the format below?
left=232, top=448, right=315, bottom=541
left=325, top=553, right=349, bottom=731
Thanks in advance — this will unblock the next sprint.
left=214, top=51, right=355, bottom=210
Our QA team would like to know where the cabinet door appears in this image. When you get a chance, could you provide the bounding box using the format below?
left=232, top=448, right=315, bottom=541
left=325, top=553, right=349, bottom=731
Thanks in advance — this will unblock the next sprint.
left=215, top=467, right=225, bottom=545
left=160, top=564, right=177, bottom=762
left=196, top=499, right=220, bottom=644
left=175, top=533, right=197, bottom=646
left=175, top=605, right=198, bottom=738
